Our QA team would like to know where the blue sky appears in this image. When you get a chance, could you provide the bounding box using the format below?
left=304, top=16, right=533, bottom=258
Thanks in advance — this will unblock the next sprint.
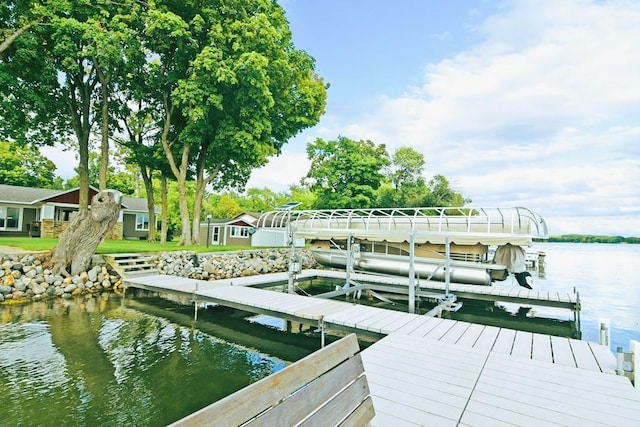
left=245, top=0, right=640, bottom=236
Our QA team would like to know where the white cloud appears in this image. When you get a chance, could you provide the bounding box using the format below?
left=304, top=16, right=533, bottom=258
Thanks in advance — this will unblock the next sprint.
left=308, top=0, right=640, bottom=236
left=247, top=151, right=311, bottom=192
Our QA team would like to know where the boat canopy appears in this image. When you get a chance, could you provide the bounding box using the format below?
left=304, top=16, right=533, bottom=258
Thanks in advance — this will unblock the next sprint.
left=255, top=207, right=548, bottom=246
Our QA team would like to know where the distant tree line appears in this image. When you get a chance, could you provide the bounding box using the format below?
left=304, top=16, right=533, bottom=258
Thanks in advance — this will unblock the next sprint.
left=539, top=235, right=640, bottom=244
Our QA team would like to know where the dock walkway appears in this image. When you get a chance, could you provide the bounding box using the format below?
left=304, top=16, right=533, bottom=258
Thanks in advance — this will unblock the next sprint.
left=123, top=273, right=639, bottom=426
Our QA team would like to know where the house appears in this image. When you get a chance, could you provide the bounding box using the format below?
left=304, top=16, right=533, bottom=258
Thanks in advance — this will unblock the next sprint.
left=198, top=212, right=260, bottom=246
left=0, top=184, right=160, bottom=240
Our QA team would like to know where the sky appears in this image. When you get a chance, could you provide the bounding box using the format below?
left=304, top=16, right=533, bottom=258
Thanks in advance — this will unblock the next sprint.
left=45, top=0, right=640, bottom=237
left=245, top=0, right=640, bottom=237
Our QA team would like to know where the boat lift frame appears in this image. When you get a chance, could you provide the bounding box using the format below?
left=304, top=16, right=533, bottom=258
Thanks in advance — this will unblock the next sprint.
left=258, top=206, right=549, bottom=315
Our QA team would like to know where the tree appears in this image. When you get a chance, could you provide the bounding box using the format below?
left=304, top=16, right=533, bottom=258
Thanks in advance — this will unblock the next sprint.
left=0, top=141, right=61, bottom=187
left=424, top=174, right=468, bottom=207
left=1, top=0, right=143, bottom=211
left=151, top=0, right=326, bottom=245
left=378, top=146, right=430, bottom=207
left=0, top=0, right=46, bottom=54
left=304, top=136, right=390, bottom=209
left=210, top=194, right=242, bottom=219
left=389, top=146, right=425, bottom=190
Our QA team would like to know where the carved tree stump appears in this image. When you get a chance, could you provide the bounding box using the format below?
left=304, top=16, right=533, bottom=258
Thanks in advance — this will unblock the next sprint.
left=52, top=189, right=122, bottom=276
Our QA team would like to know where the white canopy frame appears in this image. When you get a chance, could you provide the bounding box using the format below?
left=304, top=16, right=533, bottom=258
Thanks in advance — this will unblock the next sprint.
left=257, top=207, right=548, bottom=314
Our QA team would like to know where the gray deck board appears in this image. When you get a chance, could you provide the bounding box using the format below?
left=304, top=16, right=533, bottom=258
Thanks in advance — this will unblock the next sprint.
left=364, top=334, right=640, bottom=427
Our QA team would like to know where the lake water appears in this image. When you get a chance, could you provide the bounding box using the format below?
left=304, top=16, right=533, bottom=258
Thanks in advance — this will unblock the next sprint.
left=0, top=243, right=638, bottom=426
left=531, top=242, right=640, bottom=351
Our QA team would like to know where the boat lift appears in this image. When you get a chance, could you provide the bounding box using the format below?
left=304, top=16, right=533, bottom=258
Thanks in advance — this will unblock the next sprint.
left=257, top=206, right=549, bottom=315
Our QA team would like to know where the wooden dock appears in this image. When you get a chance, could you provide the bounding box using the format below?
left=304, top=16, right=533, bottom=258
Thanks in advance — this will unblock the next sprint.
left=123, top=273, right=639, bottom=426
left=362, top=333, right=639, bottom=426
left=136, top=268, right=579, bottom=310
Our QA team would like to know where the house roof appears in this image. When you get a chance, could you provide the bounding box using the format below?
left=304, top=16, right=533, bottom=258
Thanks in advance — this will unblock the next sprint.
left=0, top=184, right=157, bottom=213
left=0, top=184, right=60, bottom=204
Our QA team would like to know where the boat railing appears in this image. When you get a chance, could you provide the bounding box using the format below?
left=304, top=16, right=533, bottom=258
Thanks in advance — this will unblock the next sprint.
left=256, top=206, right=548, bottom=241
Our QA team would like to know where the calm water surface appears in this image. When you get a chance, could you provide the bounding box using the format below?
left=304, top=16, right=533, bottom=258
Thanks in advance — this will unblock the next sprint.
left=0, top=243, right=638, bottom=426
left=532, top=242, right=640, bottom=351
left=0, top=293, right=320, bottom=426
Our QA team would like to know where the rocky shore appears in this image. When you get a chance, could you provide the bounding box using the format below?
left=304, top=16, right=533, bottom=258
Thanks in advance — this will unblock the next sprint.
left=154, top=249, right=318, bottom=280
left=0, top=249, right=319, bottom=303
left=0, top=253, right=121, bottom=303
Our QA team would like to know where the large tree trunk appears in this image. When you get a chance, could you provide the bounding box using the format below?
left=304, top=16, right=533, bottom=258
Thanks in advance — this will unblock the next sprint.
left=159, top=98, right=192, bottom=245
left=160, top=173, right=168, bottom=244
left=51, top=189, right=122, bottom=276
left=140, top=165, right=156, bottom=242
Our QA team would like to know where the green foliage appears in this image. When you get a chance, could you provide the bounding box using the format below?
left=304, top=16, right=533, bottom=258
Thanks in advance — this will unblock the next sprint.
left=545, top=235, right=640, bottom=244
left=423, top=174, right=468, bottom=207
left=303, top=139, right=467, bottom=210
left=64, top=152, right=137, bottom=195
left=0, top=141, right=62, bottom=188
left=210, top=194, right=243, bottom=219
left=304, top=136, right=390, bottom=209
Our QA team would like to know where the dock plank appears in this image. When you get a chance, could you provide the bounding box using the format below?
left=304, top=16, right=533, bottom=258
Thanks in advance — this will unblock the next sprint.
left=422, top=318, right=458, bottom=340
left=391, top=315, right=432, bottom=335
left=378, top=312, right=420, bottom=333
left=570, top=338, right=601, bottom=371
left=588, top=341, right=618, bottom=374
left=550, top=336, right=576, bottom=367
left=401, top=316, right=441, bottom=337
left=438, top=321, right=471, bottom=344
left=364, top=310, right=413, bottom=334
left=323, top=305, right=375, bottom=326
left=455, top=323, right=485, bottom=347
left=531, top=333, right=553, bottom=363
left=491, top=328, right=516, bottom=355
left=472, top=325, right=500, bottom=352
left=511, top=331, right=533, bottom=359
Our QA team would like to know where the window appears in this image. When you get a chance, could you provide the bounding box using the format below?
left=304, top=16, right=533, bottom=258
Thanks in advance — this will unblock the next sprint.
left=56, top=209, right=76, bottom=222
left=229, top=226, right=249, bottom=238
left=135, top=213, right=150, bottom=231
left=0, top=207, right=20, bottom=229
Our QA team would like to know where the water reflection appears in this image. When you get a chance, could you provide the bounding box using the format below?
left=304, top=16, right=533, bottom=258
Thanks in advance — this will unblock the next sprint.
left=0, top=294, right=309, bottom=427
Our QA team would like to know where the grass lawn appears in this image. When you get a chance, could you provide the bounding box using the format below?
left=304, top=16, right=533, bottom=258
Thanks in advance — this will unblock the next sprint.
left=0, top=237, right=253, bottom=254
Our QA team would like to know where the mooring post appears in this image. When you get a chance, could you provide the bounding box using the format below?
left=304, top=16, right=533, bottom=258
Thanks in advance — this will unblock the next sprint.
left=599, top=319, right=610, bottom=347
left=617, top=347, right=625, bottom=376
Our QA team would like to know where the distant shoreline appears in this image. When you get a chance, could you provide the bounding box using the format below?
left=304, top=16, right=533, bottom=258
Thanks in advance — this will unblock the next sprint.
left=536, top=235, right=640, bottom=244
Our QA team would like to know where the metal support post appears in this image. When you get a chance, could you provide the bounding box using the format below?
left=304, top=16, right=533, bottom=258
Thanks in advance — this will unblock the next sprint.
left=408, top=232, right=416, bottom=314
left=445, top=235, right=451, bottom=296
left=319, top=317, right=325, bottom=348
left=345, top=235, right=353, bottom=288
left=287, top=218, right=300, bottom=294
